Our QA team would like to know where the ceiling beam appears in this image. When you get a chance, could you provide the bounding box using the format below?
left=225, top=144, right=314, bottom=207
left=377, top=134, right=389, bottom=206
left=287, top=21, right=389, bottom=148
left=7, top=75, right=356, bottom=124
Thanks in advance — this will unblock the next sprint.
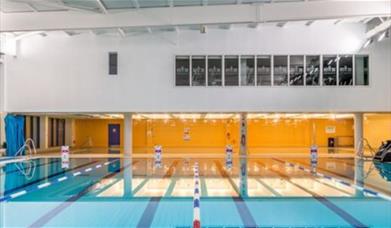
left=366, top=19, right=391, bottom=39
left=1, top=1, right=390, bottom=32
left=12, top=0, right=99, bottom=14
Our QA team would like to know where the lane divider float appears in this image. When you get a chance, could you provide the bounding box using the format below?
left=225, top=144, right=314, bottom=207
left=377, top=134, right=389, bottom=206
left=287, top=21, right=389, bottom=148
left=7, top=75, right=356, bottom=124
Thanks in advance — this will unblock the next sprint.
left=193, top=162, right=201, bottom=228
left=281, top=160, right=391, bottom=202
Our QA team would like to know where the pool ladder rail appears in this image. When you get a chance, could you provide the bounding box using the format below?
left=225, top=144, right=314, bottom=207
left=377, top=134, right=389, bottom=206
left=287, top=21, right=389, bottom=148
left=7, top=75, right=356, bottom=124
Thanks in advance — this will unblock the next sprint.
left=357, top=138, right=376, bottom=160
left=14, top=138, right=38, bottom=180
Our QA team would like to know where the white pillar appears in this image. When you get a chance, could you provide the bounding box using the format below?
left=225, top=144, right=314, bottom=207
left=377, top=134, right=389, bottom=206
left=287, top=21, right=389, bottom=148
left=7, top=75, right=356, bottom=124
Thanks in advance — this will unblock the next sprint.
left=239, top=113, right=248, bottom=197
left=239, top=113, right=247, bottom=156
left=354, top=113, right=364, bottom=157
left=0, top=112, right=5, bottom=148
left=0, top=60, right=5, bottom=150
left=123, top=158, right=133, bottom=198
left=124, top=113, right=132, bottom=157
left=40, top=116, right=49, bottom=150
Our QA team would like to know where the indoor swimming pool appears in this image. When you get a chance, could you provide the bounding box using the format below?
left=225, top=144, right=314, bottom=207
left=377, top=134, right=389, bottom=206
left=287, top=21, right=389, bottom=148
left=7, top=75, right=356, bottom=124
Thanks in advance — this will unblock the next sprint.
left=1, top=155, right=391, bottom=227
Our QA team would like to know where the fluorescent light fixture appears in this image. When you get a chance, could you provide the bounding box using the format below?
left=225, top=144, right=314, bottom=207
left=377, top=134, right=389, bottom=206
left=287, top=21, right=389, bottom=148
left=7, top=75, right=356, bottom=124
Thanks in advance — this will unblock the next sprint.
left=172, top=114, right=202, bottom=119
left=138, top=114, right=171, bottom=119
left=204, top=114, right=237, bottom=119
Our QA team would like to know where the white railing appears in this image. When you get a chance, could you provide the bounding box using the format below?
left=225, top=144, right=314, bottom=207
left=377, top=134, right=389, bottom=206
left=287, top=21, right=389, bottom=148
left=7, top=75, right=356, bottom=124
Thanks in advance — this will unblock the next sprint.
left=357, top=138, right=376, bottom=159
left=15, top=138, right=37, bottom=157
left=14, top=138, right=37, bottom=180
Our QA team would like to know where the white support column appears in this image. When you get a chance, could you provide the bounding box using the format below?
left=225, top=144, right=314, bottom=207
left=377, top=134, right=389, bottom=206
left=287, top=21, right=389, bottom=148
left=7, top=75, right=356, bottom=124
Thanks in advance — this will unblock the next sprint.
left=39, top=116, right=49, bottom=150
left=0, top=61, right=5, bottom=151
left=65, top=118, right=75, bottom=147
left=123, top=157, right=133, bottom=198
left=239, top=113, right=247, bottom=156
left=124, top=113, right=132, bottom=157
left=354, top=113, right=364, bottom=157
left=0, top=113, right=5, bottom=149
left=239, top=113, right=248, bottom=197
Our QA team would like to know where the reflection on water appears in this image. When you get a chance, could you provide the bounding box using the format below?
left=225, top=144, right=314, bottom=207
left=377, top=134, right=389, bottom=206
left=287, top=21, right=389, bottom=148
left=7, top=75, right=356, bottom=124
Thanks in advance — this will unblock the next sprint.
left=1, top=155, right=391, bottom=228
left=374, top=162, right=391, bottom=181
left=2, top=156, right=391, bottom=200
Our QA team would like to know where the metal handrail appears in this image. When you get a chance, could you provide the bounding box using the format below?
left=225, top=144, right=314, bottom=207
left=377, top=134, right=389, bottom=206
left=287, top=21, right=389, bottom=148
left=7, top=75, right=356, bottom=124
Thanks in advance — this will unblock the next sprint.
left=357, top=138, right=375, bottom=159
left=14, top=138, right=37, bottom=180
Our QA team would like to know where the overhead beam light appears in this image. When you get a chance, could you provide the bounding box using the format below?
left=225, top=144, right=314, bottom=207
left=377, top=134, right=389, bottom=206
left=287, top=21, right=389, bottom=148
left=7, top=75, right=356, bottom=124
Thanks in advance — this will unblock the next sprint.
left=362, top=39, right=372, bottom=48
left=96, top=0, right=108, bottom=14
left=378, top=31, right=387, bottom=41
left=118, top=28, right=126, bottom=37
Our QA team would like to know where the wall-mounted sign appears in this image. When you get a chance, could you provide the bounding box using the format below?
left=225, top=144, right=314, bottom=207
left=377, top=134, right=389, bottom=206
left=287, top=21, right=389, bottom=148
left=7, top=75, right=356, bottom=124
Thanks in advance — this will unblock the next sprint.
left=61, top=146, right=70, bottom=169
left=325, top=126, right=336, bottom=134
left=184, top=127, right=191, bottom=141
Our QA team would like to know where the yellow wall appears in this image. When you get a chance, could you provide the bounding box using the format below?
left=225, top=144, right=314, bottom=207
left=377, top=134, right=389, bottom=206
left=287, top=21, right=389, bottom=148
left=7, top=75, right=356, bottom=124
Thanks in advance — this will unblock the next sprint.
left=248, top=118, right=353, bottom=147
left=74, top=117, right=355, bottom=151
left=74, top=119, right=124, bottom=148
left=364, top=113, right=391, bottom=148
left=133, top=119, right=228, bottom=148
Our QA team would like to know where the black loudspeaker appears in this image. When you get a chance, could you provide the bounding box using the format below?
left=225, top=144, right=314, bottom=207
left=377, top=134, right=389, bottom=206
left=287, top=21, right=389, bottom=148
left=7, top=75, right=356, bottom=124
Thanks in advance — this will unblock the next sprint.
left=109, top=52, right=118, bottom=75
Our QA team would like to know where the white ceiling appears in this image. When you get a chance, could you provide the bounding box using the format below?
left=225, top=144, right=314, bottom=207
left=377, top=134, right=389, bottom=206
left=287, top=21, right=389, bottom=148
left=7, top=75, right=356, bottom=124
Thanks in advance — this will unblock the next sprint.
left=0, top=0, right=389, bottom=40
left=0, top=0, right=335, bottom=13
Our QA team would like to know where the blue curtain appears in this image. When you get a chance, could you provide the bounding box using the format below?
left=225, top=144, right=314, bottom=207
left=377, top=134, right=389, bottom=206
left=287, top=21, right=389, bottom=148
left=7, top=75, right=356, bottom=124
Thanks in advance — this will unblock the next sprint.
left=5, top=114, right=25, bottom=156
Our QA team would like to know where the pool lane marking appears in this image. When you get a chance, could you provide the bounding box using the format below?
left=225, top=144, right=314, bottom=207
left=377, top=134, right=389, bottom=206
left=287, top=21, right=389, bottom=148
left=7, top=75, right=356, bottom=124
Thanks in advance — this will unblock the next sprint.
left=1, top=160, right=99, bottom=196
left=92, top=160, right=139, bottom=196
left=137, top=160, right=179, bottom=228
left=288, top=158, right=385, bottom=196
left=214, top=160, right=257, bottom=228
left=257, top=160, right=367, bottom=228
left=1, top=159, right=61, bottom=177
left=270, top=159, right=352, bottom=196
left=164, top=177, right=178, bottom=197
left=85, top=168, right=92, bottom=172
left=10, top=190, right=27, bottom=199
left=0, top=159, right=118, bottom=202
left=254, top=178, right=281, bottom=197
left=273, top=158, right=391, bottom=202
left=132, top=178, right=150, bottom=195
left=327, top=157, right=355, bottom=166
left=200, top=177, right=208, bottom=197
left=214, top=161, right=240, bottom=196
left=57, top=176, right=67, bottom=182
left=29, top=160, right=132, bottom=228
left=37, top=182, right=51, bottom=189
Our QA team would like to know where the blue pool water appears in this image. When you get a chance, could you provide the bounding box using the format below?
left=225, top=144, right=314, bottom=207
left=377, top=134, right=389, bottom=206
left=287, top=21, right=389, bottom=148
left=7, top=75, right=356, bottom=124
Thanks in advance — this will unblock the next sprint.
left=1, top=156, right=391, bottom=227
